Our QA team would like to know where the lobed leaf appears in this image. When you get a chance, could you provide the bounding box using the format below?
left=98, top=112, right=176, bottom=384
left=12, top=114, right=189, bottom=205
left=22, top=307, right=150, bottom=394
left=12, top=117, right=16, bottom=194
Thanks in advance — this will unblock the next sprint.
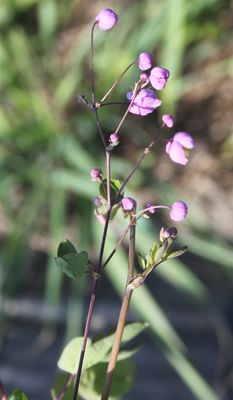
left=9, top=389, right=29, bottom=400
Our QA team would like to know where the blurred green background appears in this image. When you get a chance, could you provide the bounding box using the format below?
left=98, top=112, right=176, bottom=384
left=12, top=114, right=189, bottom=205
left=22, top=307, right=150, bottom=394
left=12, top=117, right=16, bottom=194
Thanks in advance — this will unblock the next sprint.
left=0, top=0, right=233, bottom=399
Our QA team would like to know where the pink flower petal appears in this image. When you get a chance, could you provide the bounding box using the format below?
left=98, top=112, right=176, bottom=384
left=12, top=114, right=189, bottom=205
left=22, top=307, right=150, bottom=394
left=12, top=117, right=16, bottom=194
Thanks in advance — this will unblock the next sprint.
left=129, top=89, right=162, bottom=116
left=149, top=67, right=170, bottom=90
left=166, top=140, right=188, bottom=165
left=173, top=132, right=195, bottom=149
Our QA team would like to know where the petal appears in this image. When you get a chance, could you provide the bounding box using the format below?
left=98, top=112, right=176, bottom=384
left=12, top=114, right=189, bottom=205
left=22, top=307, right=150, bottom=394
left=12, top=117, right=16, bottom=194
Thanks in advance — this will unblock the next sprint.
left=166, top=140, right=189, bottom=165
left=173, top=132, right=195, bottom=149
left=149, top=67, right=170, bottom=90
left=129, top=89, right=161, bottom=116
left=162, top=114, right=175, bottom=128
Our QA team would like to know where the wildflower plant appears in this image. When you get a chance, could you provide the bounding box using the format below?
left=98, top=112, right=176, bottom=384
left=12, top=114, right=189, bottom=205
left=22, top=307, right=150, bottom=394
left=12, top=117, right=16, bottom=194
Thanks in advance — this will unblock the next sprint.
left=0, top=7, right=196, bottom=400
left=53, top=7, right=194, bottom=400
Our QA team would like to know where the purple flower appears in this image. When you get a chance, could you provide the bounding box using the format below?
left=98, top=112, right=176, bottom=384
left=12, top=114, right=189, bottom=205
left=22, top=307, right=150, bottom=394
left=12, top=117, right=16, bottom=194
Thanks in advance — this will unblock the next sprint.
left=121, top=197, right=136, bottom=212
left=166, top=132, right=195, bottom=165
left=90, top=168, right=102, bottom=181
left=170, top=201, right=188, bottom=221
left=128, top=89, right=162, bottom=116
left=149, top=67, right=170, bottom=90
left=138, top=52, right=153, bottom=71
left=162, top=114, right=175, bottom=128
left=96, top=8, right=118, bottom=30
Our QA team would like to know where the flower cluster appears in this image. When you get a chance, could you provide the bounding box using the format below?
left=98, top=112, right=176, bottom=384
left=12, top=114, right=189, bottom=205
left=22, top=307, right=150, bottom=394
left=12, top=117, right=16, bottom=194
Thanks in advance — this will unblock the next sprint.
left=90, top=8, right=193, bottom=224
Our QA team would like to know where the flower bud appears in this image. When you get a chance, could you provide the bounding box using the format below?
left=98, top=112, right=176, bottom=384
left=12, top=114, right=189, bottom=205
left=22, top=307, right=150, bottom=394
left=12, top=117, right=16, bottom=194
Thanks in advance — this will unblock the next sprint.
left=149, top=67, right=170, bottom=90
left=138, top=52, right=153, bottom=71
left=121, top=197, right=136, bottom=212
left=90, top=168, right=102, bottom=181
left=162, top=113, right=175, bottom=128
left=160, top=227, right=177, bottom=242
left=170, top=201, right=188, bottom=221
left=96, top=8, right=118, bottom=31
left=109, top=132, right=119, bottom=144
left=140, top=73, right=149, bottom=83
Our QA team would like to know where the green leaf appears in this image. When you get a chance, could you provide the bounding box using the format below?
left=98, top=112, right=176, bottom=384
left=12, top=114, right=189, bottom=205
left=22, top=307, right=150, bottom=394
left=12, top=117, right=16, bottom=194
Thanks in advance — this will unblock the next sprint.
left=57, top=239, right=77, bottom=257
left=102, top=347, right=140, bottom=362
left=51, top=373, right=73, bottom=400
left=9, top=389, right=29, bottom=400
left=166, top=246, right=188, bottom=259
left=146, top=241, right=158, bottom=267
left=79, top=360, right=134, bottom=400
left=55, top=251, right=88, bottom=280
left=58, top=322, right=147, bottom=374
left=58, top=337, right=92, bottom=373
left=99, top=178, right=123, bottom=202
left=137, top=252, right=146, bottom=270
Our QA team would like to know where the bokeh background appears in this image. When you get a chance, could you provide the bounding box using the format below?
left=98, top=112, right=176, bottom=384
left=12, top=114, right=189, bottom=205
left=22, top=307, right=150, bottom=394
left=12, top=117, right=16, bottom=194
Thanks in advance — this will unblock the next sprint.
left=0, top=0, right=233, bottom=399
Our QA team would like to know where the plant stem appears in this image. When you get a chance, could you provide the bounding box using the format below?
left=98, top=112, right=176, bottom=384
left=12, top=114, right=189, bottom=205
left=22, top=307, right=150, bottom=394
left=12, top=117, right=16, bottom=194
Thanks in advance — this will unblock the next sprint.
left=101, top=209, right=136, bottom=400
left=100, top=62, right=135, bottom=103
left=106, top=149, right=111, bottom=208
left=90, top=22, right=97, bottom=104
left=115, top=125, right=163, bottom=198
left=114, top=80, right=141, bottom=134
left=99, top=101, right=129, bottom=107
left=127, top=214, right=136, bottom=283
left=101, top=286, right=133, bottom=400
left=72, top=206, right=112, bottom=400
left=102, top=217, right=135, bottom=269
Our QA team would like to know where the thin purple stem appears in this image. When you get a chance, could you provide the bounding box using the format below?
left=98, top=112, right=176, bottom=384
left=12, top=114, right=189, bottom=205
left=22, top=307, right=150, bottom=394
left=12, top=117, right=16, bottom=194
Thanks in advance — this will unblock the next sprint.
left=114, top=80, right=141, bottom=134
left=106, top=150, right=111, bottom=208
left=72, top=207, right=112, bottom=400
left=99, top=101, right=129, bottom=107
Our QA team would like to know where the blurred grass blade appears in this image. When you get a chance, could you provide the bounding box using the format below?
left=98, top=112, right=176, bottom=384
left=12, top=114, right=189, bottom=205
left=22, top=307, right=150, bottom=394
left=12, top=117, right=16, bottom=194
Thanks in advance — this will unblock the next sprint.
left=167, top=350, right=218, bottom=400
left=184, top=232, right=233, bottom=271
left=43, top=188, right=66, bottom=326
left=50, top=169, right=96, bottom=198
left=160, top=0, right=186, bottom=109
left=38, top=0, right=57, bottom=39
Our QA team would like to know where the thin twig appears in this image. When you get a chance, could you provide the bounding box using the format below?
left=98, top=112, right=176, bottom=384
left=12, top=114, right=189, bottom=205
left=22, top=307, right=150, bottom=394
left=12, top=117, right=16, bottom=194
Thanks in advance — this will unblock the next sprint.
left=100, top=62, right=135, bottom=103
left=106, top=150, right=111, bottom=208
left=127, top=214, right=136, bottom=283
left=114, top=80, right=141, bottom=134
